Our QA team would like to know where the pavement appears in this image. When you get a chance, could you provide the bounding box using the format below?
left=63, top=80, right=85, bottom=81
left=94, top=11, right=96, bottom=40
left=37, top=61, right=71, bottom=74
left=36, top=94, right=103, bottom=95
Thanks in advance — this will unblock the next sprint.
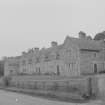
left=0, top=90, right=104, bottom=105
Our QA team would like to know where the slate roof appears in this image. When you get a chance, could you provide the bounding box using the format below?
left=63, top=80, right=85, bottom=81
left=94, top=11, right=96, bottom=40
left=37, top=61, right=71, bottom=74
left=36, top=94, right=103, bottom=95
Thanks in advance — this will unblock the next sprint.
left=64, top=36, right=103, bottom=51
left=19, top=36, right=104, bottom=59
left=39, top=44, right=64, bottom=57
left=38, top=36, right=103, bottom=57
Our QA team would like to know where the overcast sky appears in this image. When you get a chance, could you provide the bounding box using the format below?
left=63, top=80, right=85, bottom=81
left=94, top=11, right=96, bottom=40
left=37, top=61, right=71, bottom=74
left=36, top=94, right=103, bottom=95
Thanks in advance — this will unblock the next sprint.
left=0, top=0, right=105, bottom=58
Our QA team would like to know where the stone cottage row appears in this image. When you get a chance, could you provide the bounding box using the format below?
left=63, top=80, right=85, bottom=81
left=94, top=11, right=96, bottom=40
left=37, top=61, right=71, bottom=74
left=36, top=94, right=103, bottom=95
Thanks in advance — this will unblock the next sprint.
left=4, top=32, right=105, bottom=77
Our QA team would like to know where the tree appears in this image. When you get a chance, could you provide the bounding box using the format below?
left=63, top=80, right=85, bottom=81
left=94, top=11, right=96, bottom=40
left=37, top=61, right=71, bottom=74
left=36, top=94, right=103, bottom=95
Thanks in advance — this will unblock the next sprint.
left=94, top=31, right=105, bottom=40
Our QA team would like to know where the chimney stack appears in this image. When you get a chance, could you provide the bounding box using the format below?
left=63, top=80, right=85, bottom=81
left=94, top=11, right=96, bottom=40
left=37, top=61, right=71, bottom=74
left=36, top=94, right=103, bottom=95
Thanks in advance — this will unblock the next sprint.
left=79, top=31, right=86, bottom=39
left=51, top=41, right=58, bottom=47
left=34, top=47, right=39, bottom=53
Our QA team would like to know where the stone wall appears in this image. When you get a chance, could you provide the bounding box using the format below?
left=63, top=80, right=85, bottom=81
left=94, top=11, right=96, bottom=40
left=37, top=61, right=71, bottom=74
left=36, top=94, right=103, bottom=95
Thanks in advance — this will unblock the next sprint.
left=96, top=74, right=105, bottom=99
left=9, top=75, right=97, bottom=97
left=80, top=50, right=105, bottom=75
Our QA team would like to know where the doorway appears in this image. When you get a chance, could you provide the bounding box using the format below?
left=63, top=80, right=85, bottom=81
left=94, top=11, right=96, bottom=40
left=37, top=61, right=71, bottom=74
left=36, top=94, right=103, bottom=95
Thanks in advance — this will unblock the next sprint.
left=94, top=64, right=97, bottom=74
left=57, top=65, right=60, bottom=75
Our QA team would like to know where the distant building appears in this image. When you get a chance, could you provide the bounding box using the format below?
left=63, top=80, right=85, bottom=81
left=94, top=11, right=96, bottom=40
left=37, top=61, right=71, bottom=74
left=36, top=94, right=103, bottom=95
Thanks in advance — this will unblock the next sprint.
left=4, top=33, right=105, bottom=76
left=0, top=60, right=5, bottom=76
left=4, top=56, right=20, bottom=76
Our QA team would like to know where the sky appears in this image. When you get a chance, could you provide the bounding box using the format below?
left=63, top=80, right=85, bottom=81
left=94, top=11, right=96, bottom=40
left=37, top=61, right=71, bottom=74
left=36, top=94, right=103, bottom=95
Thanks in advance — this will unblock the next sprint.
left=0, top=0, right=105, bottom=58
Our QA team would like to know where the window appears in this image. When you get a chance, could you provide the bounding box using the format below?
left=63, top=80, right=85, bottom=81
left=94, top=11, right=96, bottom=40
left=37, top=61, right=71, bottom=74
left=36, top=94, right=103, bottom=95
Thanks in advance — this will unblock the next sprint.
left=94, top=53, right=97, bottom=57
left=57, top=65, right=60, bottom=75
left=9, top=64, right=12, bottom=66
left=94, top=64, right=97, bottom=73
left=69, top=64, right=71, bottom=68
left=23, top=69, right=26, bottom=73
left=36, top=68, right=41, bottom=74
left=39, top=68, right=40, bottom=74
left=28, top=59, right=32, bottom=64
left=36, top=57, right=40, bottom=63
left=56, top=53, right=60, bottom=60
left=10, top=70, right=13, bottom=73
left=36, top=68, right=38, bottom=72
left=22, top=60, right=26, bottom=65
left=68, top=63, right=74, bottom=71
left=66, top=49, right=71, bottom=53
left=66, top=49, right=71, bottom=57
left=44, top=55, right=49, bottom=62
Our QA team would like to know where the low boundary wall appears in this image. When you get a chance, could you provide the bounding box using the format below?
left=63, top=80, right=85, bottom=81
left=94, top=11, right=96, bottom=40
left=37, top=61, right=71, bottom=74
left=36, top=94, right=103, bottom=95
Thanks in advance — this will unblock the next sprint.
left=8, top=75, right=98, bottom=98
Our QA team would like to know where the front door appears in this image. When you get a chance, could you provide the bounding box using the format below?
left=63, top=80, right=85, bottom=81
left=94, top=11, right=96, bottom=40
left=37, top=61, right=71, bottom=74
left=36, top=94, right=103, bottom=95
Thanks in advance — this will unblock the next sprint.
left=94, top=64, right=97, bottom=73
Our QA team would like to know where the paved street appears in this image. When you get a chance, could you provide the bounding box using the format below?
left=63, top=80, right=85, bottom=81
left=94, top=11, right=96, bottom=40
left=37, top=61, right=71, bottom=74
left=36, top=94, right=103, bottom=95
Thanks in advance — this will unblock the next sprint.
left=0, top=90, right=103, bottom=105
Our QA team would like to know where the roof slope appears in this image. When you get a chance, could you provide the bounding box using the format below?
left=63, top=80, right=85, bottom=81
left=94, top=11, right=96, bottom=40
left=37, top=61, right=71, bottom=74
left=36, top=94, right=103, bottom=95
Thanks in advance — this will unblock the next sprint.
left=64, top=36, right=103, bottom=50
left=39, top=44, right=64, bottom=57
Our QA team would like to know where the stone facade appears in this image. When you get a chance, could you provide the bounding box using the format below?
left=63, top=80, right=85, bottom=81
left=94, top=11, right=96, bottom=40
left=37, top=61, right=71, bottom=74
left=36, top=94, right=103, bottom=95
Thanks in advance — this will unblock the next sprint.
left=4, top=56, right=20, bottom=75
left=4, top=34, right=105, bottom=76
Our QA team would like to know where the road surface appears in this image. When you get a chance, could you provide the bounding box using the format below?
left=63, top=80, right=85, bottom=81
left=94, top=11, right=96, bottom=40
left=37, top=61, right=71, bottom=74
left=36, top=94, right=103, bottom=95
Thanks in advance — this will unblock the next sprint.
left=0, top=90, right=103, bottom=105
